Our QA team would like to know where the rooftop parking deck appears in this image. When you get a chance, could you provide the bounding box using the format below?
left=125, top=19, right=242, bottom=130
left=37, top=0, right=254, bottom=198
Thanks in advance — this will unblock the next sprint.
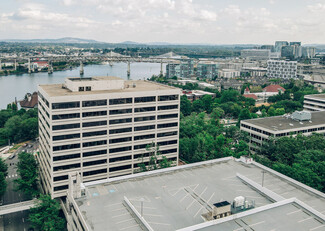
left=73, top=158, right=325, bottom=231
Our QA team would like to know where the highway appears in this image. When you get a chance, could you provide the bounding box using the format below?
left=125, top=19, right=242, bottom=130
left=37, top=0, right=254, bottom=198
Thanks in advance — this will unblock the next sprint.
left=0, top=140, right=39, bottom=231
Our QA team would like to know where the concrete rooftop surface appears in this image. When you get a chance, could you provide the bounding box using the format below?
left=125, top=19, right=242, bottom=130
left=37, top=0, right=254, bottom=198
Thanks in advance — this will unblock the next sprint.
left=39, top=78, right=177, bottom=97
left=241, top=111, right=325, bottom=132
left=73, top=158, right=325, bottom=231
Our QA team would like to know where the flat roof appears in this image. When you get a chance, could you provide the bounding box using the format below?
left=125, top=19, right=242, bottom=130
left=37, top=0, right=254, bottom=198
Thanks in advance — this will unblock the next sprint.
left=196, top=201, right=325, bottom=231
left=241, top=111, right=325, bottom=132
left=39, top=78, right=178, bottom=97
left=305, top=94, right=325, bottom=100
left=74, top=158, right=325, bottom=231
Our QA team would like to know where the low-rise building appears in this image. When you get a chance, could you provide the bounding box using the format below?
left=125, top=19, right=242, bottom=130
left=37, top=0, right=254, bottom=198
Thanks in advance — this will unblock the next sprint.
left=218, top=69, right=240, bottom=78
left=19, top=92, right=38, bottom=110
left=304, top=94, right=325, bottom=111
left=240, top=111, right=325, bottom=152
left=182, top=90, right=216, bottom=101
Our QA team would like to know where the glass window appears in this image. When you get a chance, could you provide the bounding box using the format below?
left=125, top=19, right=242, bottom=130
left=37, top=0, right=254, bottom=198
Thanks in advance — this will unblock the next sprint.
left=109, top=109, right=132, bottom=115
left=52, top=113, right=80, bottom=120
left=52, top=102, right=80, bottom=110
left=82, top=100, right=107, bottom=107
left=109, top=98, right=132, bottom=105
left=82, top=111, right=107, bottom=117
left=135, top=96, right=156, bottom=103
left=158, top=95, right=178, bottom=101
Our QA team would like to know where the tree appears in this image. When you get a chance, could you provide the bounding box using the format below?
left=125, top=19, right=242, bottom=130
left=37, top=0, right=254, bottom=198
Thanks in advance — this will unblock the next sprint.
left=0, top=157, right=8, bottom=198
left=237, top=108, right=251, bottom=126
left=180, top=95, right=192, bottom=116
left=14, top=152, right=39, bottom=198
left=268, top=107, right=276, bottom=116
left=275, top=108, right=285, bottom=116
left=29, top=194, right=66, bottom=231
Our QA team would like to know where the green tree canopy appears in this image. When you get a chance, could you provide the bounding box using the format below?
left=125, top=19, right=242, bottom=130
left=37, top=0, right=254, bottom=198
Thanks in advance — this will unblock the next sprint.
left=29, top=194, right=66, bottom=231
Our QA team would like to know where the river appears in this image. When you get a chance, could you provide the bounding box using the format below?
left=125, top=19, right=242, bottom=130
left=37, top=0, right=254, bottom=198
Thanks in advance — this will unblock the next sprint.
left=0, top=62, right=165, bottom=109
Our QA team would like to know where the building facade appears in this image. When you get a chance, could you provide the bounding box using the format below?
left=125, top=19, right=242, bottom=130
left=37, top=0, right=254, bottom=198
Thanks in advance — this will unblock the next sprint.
left=196, top=62, right=218, bottom=79
left=37, top=76, right=181, bottom=198
left=267, top=60, right=297, bottom=79
left=275, top=41, right=289, bottom=53
left=166, top=60, right=194, bottom=79
left=304, top=94, right=325, bottom=111
left=240, top=111, right=325, bottom=152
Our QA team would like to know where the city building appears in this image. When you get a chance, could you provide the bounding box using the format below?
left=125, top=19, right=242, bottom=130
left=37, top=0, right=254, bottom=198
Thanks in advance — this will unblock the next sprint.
left=196, top=62, right=218, bottom=79
left=241, top=67, right=267, bottom=77
left=63, top=156, right=325, bottom=231
left=302, top=47, right=316, bottom=58
left=37, top=76, right=181, bottom=198
left=304, top=94, right=325, bottom=111
left=240, top=111, right=325, bottom=152
left=275, top=41, right=289, bottom=53
left=281, top=45, right=295, bottom=59
left=267, top=60, right=297, bottom=79
left=243, top=85, right=285, bottom=103
left=240, top=49, right=270, bottom=60
left=218, top=69, right=240, bottom=78
left=166, top=60, right=194, bottom=79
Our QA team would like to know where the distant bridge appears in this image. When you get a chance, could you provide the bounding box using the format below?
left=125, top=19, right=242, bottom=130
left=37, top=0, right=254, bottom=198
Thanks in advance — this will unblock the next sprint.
left=0, top=199, right=37, bottom=216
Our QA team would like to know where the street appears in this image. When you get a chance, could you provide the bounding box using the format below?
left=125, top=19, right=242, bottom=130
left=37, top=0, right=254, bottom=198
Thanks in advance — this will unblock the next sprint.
left=0, top=140, right=39, bottom=231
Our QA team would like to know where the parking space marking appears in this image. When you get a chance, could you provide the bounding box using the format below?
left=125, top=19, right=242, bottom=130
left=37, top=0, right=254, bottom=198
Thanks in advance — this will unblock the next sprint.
left=233, top=227, right=244, bottom=231
left=105, top=202, right=123, bottom=207
left=298, top=217, right=313, bottom=223
left=120, top=224, right=139, bottom=230
left=287, top=209, right=301, bottom=215
left=116, top=218, right=134, bottom=225
left=144, top=213, right=163, bottom=217
left=112, top=213, right=129, bottom=218
left=111, top=208, right=126, bottom=212
left=250, top=221, right=265, bottom=227
left=148, top=222, right=171, bottom=226
left=194, top=192, right=215, bottom=218
left=310, top=225, right=325, bottom=231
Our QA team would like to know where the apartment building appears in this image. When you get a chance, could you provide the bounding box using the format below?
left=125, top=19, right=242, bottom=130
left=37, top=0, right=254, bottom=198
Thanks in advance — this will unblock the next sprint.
left=240, top=111, right=325, bottom=152
left=304, top=94, right=325, bottom=111
left=267, top=60, right=297, bottom=79
left=37, top=76, right=181, bottom=198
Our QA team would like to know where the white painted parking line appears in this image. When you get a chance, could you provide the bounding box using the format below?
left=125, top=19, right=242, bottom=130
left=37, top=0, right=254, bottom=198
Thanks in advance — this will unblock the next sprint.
left=250, top=221, right=265, bottom=227
left=116, top=218, right=134, bottom=224
left=111, top=208, right=126, bottom=212
left=112, top=213, right=129, bottom=218
left=105, top=202, right=122, bottom=207
left=193, top=192, right=215, bottom=218
left=280, top=192, right=290, bottom=196
left=148, top=222, right=170, bottom=226
left=233, top=227, right=244, bottom=231
left=287, top=209, right=301, bottom=215
left=298, top=217, right=313, bottom=223
left=144, top=213, right=163, bottom=217
left=120, top=224, right=139, bottom=230
left=310, top=225, right=325, bottom=231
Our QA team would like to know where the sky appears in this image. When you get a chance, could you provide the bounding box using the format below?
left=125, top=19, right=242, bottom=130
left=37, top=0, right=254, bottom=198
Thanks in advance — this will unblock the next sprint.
left=1, top=0, right=325, bottom=44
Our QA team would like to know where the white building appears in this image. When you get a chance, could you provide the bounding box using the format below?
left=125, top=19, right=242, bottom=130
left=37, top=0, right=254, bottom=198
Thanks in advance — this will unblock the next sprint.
left=304, top=94, right=325, bottom=111
left=218, top=69, right=240, bottom=78
left=267, top=60, right=297, bottom=79
left=38, top=76, right=180, bottom=198
left=240, top=111, right=325, bottom=152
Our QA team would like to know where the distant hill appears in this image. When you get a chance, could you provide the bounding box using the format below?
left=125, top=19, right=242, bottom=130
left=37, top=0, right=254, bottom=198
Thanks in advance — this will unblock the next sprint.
left=0, top=37, right=103, bottom=44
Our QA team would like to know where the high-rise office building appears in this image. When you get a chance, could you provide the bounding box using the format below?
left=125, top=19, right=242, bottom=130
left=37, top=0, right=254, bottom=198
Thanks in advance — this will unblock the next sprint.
left=275, top=41, right=289, bottom=53
left=38, top=76, right=180, bottom=198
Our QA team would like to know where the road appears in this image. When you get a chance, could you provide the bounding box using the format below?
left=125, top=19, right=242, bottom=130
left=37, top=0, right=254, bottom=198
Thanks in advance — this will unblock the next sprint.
left=0, top=140, right=39, bottom=231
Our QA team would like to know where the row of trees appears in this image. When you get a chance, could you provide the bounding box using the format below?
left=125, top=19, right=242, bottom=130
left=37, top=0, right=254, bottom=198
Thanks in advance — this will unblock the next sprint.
left=0, top=107, right=38, bottom=146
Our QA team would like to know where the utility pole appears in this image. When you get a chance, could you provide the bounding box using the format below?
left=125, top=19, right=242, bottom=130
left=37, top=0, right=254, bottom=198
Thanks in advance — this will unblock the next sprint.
left=80, top=60, right=84, bottom=76
left=160, top=60, right=163, bottom=76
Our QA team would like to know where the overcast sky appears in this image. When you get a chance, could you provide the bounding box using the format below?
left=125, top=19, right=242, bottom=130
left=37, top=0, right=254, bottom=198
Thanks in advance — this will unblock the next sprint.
left=1, top=0, right=325, bottom=44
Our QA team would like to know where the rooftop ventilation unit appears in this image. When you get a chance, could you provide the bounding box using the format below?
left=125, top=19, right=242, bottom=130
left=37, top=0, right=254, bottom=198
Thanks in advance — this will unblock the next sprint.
left=291, top=111, right=311, bottom=121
